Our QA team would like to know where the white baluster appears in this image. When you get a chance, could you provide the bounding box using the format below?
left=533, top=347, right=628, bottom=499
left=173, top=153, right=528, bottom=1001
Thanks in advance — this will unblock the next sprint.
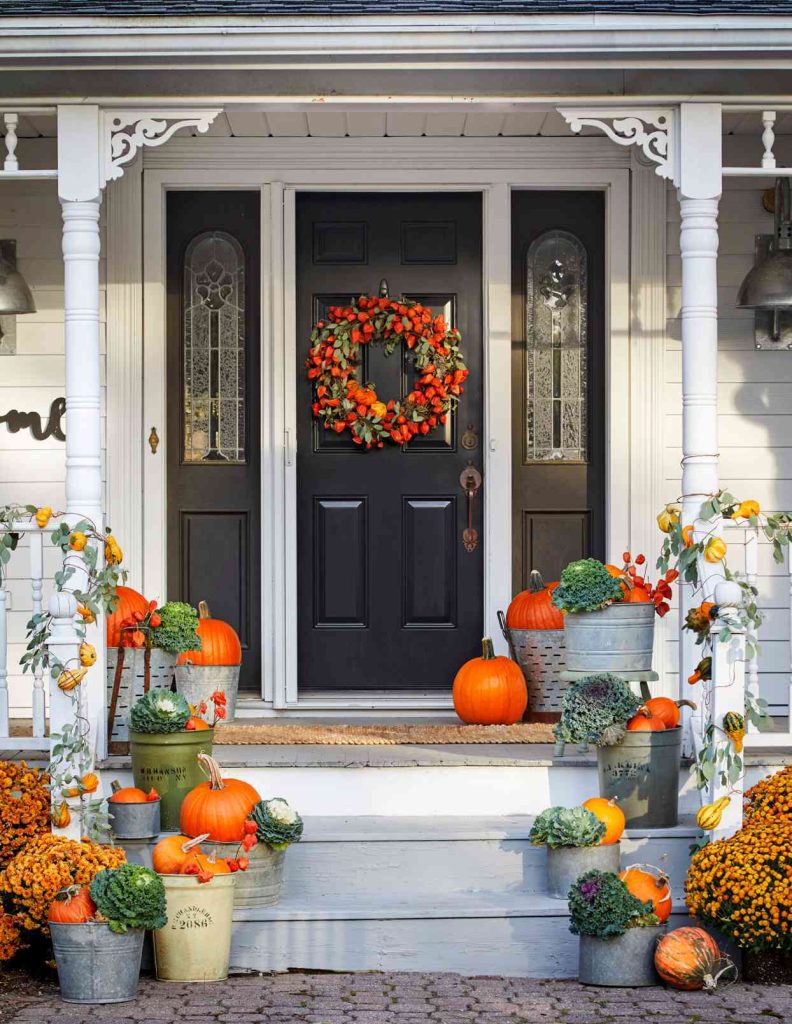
left=3, top=113, right=18, bottom=172
left=0, top=587, right=8, bottom=737
left=761, top=111, right=777, bottom=170
left=745, top=526, right=761, bottom=733
left=29, top=530, right=46, bottom=738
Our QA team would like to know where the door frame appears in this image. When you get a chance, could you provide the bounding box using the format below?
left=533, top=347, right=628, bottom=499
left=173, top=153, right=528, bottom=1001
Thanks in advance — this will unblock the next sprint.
left=131, top=140, right=634, bottom=711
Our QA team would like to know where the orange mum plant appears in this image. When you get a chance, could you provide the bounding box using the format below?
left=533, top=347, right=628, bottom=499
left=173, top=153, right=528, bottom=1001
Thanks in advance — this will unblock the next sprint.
left=744, top=764, right=792, bottom=826
left=685, top=821, right=792, bottom=953
left=0, top=833, right=125, bottom=960
left=0, top=760, right=49, bottom=866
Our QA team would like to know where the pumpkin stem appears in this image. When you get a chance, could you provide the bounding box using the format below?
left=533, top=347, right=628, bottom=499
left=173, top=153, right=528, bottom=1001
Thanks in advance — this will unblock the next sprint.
left=527, top=570, right=546, bottom=594
left=677, top=699, right=697, bottom=711
left=198, top=600, right=211, bottom=620
left=110, top=779, right=121, bottom=793
left=480, top=637, right=495, bottom=660
left=197, top=752, right=225, bottom=791
left=181, top=833, right=210, bottom=854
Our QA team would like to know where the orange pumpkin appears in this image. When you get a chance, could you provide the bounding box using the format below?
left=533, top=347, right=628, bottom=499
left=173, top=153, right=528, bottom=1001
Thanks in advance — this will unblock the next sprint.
left=606, top=564, right=651, bottom=602
left=620, top=864, right=672, bottom=922
left=627, top=707, right=666, bottom=732
left=108, top=785, right=150, bottom=803
left=177, top=601, right=242, bottom=667
left=452, top=638, right=527, bottom=726
left=106, top=586, right=149, bottom=647
left=186, top=716, right=211, bottom=731
left=581, top=797, right=625, bottom=845
left=152, top=833, right=208, bottom=874
left=643, top=697, right=695, bottom=729
left=505, top=571, right=563, bottom=630
left=654, top=927, right=728, bottom=990
left=184, top=852, right=232, bottom=876
left=180, top=753, right=261, bottom=842
left=47, top=885, right=97, bottom=924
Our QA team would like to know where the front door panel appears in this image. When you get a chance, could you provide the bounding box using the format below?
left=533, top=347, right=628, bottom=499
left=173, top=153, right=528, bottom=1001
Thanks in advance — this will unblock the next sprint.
left=296, top=193, right=483, bottom=693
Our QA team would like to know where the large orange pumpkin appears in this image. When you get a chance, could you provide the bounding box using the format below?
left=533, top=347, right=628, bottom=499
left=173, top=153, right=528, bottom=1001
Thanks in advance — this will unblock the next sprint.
left=106, top=586, right=149, bottom=647
left=452, top=638, right=527, bottom=725
left=47, top=885, right=96, bottom=924
left=152, top=833, right=208, bottom=874
left=177, top=601, right=242, bottom=667
left=619, top=864, right=672, bottom=922
left=654, top=927, right=727, bottom=990
left=505, top=571, right=563, bottom=630
left=582, top=797, right=625, bottom=845
left=180, top=753, right=261, bottom=842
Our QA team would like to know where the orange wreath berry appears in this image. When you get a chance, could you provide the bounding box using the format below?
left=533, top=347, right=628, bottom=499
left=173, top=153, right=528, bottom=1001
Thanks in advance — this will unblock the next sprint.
left=306, top=295, right=468, bottom=449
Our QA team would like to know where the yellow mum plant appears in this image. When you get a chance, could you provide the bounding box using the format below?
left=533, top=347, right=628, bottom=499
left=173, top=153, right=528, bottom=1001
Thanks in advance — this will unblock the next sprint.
left=744, top=765, right=792, bottom=826
left=0, top=833, right=125, bottom=959
left=685, top=821, right=792, bottom=952
left=0, top=760, right=50, bottom=866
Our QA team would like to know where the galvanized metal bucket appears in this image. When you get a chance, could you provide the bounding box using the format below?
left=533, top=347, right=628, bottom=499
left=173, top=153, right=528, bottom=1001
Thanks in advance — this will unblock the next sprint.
left=203, top=839, right=285, bottom=907
left=545, top=843, right=621, bottom=900
left=129, top=728, right=214, bottom=832
left=597, top=727, right=682, bottom=828
left=579, top=924, right=666, bottom=986
left=106, top=648, right=177, bottom=747
left=153, top=873, right=235, bottom=982
left=564, top=602, right=655, bottom=674
left=175, top=663, right=240, bottom=722
left=497, top=611, right=566, bottom=722
left=108, top=797, right=161, bottom=840
left=50, top=921, right=144, bottom=1003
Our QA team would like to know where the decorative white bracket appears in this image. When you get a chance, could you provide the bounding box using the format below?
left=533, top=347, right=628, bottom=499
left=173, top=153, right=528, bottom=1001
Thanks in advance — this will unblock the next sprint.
left=100, top=108, right=222, bottom=187
left=558, top=107, right=677, bottom=183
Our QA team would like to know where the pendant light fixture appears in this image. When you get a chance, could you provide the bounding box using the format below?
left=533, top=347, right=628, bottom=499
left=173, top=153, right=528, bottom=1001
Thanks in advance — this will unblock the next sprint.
left=0, top=239, right=36, bottom=346
left=737, top=178, right=792, bottom=348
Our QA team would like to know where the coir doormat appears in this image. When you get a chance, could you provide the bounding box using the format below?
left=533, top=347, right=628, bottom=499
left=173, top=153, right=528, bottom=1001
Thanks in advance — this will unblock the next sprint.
left=213, top=722, right=554, bottom=745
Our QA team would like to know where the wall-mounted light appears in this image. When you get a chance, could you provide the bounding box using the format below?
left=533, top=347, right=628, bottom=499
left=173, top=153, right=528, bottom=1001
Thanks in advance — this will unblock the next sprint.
left=737, top=178, right=792, bottom=349
left=0, top=239, right=36, bottom=353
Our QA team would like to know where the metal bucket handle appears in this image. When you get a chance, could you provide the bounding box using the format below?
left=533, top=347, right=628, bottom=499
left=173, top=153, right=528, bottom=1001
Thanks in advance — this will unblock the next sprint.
left=496, top=610, right=519, bottom=661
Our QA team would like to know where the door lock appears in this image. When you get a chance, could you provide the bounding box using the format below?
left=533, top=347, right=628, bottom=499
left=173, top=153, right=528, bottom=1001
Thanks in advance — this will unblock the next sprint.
left=459, top=461, right=482, bottom=553
left=148, top=426, right=160, bottom=455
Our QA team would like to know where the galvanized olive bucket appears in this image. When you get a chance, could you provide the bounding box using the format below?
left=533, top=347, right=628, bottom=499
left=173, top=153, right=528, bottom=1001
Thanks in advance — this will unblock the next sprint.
left=545, top=843, right=621, bottom=900
left=108, top=797, right=161, bottom=840
left=175, top=663, right=240, bottom=722
left=564, top=602, right=655, bottom=674
left=579, top=924, right=666, bottom=986
left=50, top=922, right=144, bottom=1003
left=153, top=873, right=236, bottom=982
left=129, top=728, right=214, bottom=832
left=597, top=727, right=682, bottom=828
left=203, top=839, right=285, bottom=907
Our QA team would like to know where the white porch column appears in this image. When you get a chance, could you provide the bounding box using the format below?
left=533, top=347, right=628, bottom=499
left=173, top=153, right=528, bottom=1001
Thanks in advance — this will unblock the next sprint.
left=57, top=105, right=106, bottom=758
left=676, top=105, right=723, bottom=722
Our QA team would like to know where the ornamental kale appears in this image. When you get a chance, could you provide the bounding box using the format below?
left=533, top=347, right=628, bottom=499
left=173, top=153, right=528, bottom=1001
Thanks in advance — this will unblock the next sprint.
left=90, top=864, right=167, bottom=933
left=249, top=798, right=304, bottom=850
left=568, top=870, right=657, bottom=938
left=149, top=601, right=201, bottom=655
left=129, top=689, right=190, bottom=734
left=554, top=673, right=640, bottom=748
left=529, top=806, right=606, bottom=848
left=552, top=558, right=624, bottom=614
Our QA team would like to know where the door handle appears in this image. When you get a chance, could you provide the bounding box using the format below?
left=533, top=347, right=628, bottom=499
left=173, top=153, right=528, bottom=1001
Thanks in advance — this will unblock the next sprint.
left=459, top=462, right=482, bottom=553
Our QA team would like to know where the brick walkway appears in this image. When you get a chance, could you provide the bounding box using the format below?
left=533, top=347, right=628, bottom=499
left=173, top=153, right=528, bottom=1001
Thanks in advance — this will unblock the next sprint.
left=4, top=972, right=792, bottom=1024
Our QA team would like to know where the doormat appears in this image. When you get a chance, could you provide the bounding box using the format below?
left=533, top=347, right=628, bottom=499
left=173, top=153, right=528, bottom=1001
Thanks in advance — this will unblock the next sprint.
left=214, top=721, right=555, bottom=745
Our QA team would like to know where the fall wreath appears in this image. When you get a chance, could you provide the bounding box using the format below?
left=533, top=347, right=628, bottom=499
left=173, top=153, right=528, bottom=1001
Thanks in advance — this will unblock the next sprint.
left=306, top=294, right=468, bottom=448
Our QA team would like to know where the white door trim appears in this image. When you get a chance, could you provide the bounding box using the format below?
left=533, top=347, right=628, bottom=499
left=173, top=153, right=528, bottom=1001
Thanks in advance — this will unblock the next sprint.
left=134, top=138, right=634, bottom=712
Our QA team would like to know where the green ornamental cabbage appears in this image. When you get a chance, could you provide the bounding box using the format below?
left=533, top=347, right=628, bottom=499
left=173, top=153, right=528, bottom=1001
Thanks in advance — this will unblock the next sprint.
left=529, top=806, right=606, bottom=848
left=249, top=798, right=304, bottom=850
left=554, top=673, right=640, bottom=748
left=552, top=558, right=624, bottom=614
left=90, top=864, right=167, bottom=934
left=129, top=689, right=190, bottom=734
left=568, top=870, right=657, bottom=938
left=149, top=601, right=202, bottom=655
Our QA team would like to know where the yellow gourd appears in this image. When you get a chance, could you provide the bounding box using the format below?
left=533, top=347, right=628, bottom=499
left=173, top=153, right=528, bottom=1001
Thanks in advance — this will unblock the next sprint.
left=57, top=667, right=88, bottom=692
left=732, top=499, right=760, bottom=520
left=79, top=643, right=97, bottom=667
left=35, top=506, right=52, bottom=529
left=657, top=504, right=681, bottom=534
left=696, top=795, right=731, bottom=832
left=704, top=537, right=727, bottom=563
left=51, top=801, right=71, bottom=829
left=68, top=531, right=87, bottom=551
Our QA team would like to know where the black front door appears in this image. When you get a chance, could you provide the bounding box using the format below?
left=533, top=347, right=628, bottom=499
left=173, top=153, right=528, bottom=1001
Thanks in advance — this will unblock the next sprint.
left=166, top=191, right=261, bottom=692
left=296, top=192, right=483, bottom=693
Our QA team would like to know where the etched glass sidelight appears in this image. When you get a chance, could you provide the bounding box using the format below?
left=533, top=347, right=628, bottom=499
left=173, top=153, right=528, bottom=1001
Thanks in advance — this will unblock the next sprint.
left=183, top=231, right=246, bottom=463
left=525, top=230, right=588, bottom=463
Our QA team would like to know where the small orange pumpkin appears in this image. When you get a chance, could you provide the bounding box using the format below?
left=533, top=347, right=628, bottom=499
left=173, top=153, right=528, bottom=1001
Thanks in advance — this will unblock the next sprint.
left=581, top=797, right=625, bottom=845
left=186, top=715, right=211, bottom=731
left=47, top=885, right=97, bottom=924
left=619, top=863, right=672, bottom=922
left=505, top=571, right=563, bottom=630
left=108, top=784, right=152, bottom=803
left=452, top=638, right=527, bottom=726
left=106, top=586, right=149, bottom=647
left=152, top=833, right=209, bottom=874
left=180, top=753, right=261, bottom=842
left=643, top=697, right=695, bottom=729
left=654, top=927, right=729, bottom=990
left=177, top=601, right=242, bottom=667
left=185, top=852, right=232, bottom=877
left=627, top=707, right=666, bottom=732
